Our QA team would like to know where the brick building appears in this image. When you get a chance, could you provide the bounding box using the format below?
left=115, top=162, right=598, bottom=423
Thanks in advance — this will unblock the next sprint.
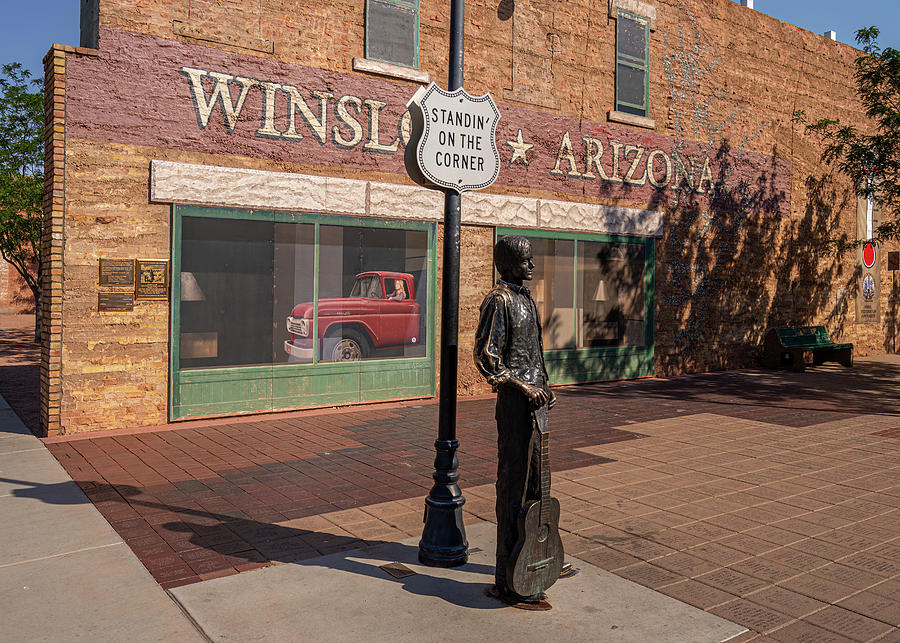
left=39, top=0, right=898, bottom=435
left=1, top=261, right=20, bottom=313
left=0, top=259, right=35, bottom=314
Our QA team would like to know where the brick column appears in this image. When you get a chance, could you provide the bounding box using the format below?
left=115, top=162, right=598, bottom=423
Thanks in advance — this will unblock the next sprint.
left=40, top=44, right=98, bottom=437
left=40, top=46, right=66, bottom=436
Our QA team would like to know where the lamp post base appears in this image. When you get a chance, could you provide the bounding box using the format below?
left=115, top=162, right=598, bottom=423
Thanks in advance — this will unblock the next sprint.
left=418, top=438, right=468, bottom=567
left=419, top=497, right=468, bottom=567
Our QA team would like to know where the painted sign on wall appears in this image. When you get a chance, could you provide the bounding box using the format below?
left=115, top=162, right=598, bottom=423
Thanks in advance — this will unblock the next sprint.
left=857, top=196, right=881, bottom=324
left=66, top=27, right=791, bottom=217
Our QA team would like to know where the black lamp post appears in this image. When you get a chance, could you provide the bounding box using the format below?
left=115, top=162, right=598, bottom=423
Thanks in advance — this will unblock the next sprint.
left=418, top=0, right=469, bottom=568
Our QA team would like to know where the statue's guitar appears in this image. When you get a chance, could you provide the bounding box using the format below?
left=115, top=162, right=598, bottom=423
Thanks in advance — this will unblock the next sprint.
left=507, top=406, right=564, bottom=598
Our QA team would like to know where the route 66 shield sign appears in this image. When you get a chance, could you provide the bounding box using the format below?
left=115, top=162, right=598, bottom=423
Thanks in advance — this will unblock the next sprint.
left=405, top=83, right=501, bottom=193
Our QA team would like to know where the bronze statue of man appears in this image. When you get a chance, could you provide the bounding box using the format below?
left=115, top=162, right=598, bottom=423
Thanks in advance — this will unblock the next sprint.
left=474, top=235, right=563, bottom=608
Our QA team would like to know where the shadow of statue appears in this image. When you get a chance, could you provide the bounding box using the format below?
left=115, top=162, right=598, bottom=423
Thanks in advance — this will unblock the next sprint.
left=0, top=476, right=501, bottom=609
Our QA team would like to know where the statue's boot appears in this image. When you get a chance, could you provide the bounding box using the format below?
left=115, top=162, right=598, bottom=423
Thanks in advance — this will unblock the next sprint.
left=486, top=585, right=552, bottom=611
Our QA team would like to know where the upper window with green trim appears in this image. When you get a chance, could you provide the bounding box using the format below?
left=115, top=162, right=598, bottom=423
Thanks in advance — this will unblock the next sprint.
left=365, top=0, right=420, bottom=69
left=615, top=10, right=650, bottom=118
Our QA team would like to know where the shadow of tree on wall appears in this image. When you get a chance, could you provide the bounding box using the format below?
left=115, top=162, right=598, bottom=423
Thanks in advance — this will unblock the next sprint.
left=543, top=0, right=865, bottom=384
left=618, top=0, right=867, bottom=379
left=655, top=148, right=859, bottom=376
left=547, top=133, right=862, bottom=386
left=886, top=272, right=900, bottom=353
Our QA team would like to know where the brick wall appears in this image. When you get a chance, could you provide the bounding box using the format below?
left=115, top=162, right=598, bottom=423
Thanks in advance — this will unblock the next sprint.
left=45, top=0, right=898, bottom=433
left=0, top=261, right=35, bottom=314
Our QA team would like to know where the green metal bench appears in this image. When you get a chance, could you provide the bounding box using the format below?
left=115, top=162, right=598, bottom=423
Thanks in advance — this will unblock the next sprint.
left=762, top=326, right=853, bottom=372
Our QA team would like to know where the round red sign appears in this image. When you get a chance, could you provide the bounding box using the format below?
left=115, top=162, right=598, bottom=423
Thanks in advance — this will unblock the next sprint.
left=863, top=242, right=876, bottom=269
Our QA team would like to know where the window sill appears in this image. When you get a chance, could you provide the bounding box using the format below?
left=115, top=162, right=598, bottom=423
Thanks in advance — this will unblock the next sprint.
left=607, top=110, right=656, bottom=130
left=353, top=58, right=431, bottom=84
left=608, top=0, right=657, bottom=29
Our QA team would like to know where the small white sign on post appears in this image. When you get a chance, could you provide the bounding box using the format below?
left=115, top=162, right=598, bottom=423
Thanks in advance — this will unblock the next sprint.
left=405, top=83, right=501, bottom=193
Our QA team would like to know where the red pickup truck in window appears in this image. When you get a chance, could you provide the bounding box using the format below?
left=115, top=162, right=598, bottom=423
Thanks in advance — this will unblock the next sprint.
left=285, top=271, right=421, bottom=361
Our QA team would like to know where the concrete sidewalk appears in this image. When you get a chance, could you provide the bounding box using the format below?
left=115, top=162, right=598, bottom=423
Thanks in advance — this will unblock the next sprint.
left=169, top=521, right=745, bottom=642
left=0, top=395, right=203, bottom=642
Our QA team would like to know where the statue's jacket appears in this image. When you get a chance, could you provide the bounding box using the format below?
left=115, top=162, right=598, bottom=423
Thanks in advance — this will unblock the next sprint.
left=473, top=279, right=551, bottom=398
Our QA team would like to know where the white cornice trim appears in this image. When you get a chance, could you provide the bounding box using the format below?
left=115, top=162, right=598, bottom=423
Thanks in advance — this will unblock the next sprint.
left=150, top=160, right=663, bottom=237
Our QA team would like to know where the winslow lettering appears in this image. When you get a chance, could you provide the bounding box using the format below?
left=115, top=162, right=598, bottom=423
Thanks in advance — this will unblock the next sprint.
left=180, top=67, right=256, bottom=133
left=180, top=65, right=722, bottom=194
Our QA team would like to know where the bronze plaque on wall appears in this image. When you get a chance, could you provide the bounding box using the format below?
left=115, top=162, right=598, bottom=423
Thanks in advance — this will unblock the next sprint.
left=99, top=258, right=135, bottom=285
left=98, top=291, right=134, bottom=311
left=135, top=260, right=169, bottom=300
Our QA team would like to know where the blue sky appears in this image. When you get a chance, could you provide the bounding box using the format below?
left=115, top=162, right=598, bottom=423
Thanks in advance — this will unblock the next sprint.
left=0, top=0, right=897, bottom=81
left=746, top=0, right=899, bottom=50
left=1, top=1, right=79, bottom=81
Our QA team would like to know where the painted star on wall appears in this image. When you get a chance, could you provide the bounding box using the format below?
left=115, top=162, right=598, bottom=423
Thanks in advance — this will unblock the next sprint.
left=506, top=129, right=534, bottom=166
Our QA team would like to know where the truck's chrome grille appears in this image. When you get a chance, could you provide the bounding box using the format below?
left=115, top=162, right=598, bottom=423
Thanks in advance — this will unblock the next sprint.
left=287, top=317, right=309, bottom=337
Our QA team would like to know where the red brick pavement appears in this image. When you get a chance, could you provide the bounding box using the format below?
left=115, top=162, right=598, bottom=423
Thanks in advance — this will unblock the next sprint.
left=39, top=359, right=896, bottom=593
left=35, top=378, right=900, bottom=641
left=44, top=395, right=638, bottom=587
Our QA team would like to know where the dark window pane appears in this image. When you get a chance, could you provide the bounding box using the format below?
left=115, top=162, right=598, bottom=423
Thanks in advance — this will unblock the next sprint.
left=529, top=238, right=576, bottom=350
left=617, top=15, right=647, bottom=62
left=367, top=0, right=417, bottom=68
left=578, top=242, right=645, bottom=348
left=180, top=216, right=274, bottom=369
left=317, top=225, right=427, bottom=362
left=616, top=102, right=646, bottom=117
left=616, top=62, right=646, bottom=112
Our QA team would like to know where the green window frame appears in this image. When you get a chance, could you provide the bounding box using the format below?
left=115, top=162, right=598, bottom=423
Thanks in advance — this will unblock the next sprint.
left=170, top=205, right=437, bottom=420
left=497, top=227, right=655, bottom=384
left=615, top=9, right=650, bottom=118
left=365, top=0, right=420, bottom=69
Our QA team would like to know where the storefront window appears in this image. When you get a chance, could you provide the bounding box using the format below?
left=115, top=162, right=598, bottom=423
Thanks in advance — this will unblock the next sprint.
left=178, top=214, right=429, bottom=370
left=529, top=238, right=575, bottom=350
left=577, top=241, right=645, bottom=347
left=317, top=225, right=428, bottom=362
left=274, top=222, right=316, bottom=364
left=500, top=229, right=652, bottom=364
left=179, top=216, right=278, bottom=369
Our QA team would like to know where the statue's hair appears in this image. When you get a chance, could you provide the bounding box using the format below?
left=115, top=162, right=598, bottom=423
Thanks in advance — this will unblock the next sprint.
left=493, top=235, right=532, bottom=277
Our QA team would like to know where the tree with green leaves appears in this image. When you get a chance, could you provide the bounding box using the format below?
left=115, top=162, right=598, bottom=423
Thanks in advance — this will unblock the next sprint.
left=0, top=62, right=44, bottom=341
left=795, top=27, right=900, bottom=251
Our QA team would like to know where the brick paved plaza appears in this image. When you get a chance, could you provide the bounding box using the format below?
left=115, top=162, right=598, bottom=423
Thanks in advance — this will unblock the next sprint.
left=21, top=353, right=897, bottom=640
left=2, top=314, right=898, bottom=639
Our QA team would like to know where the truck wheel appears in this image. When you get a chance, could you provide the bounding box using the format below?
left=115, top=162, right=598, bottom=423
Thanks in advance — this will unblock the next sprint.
left=329, top=328, right=369, bottom=361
